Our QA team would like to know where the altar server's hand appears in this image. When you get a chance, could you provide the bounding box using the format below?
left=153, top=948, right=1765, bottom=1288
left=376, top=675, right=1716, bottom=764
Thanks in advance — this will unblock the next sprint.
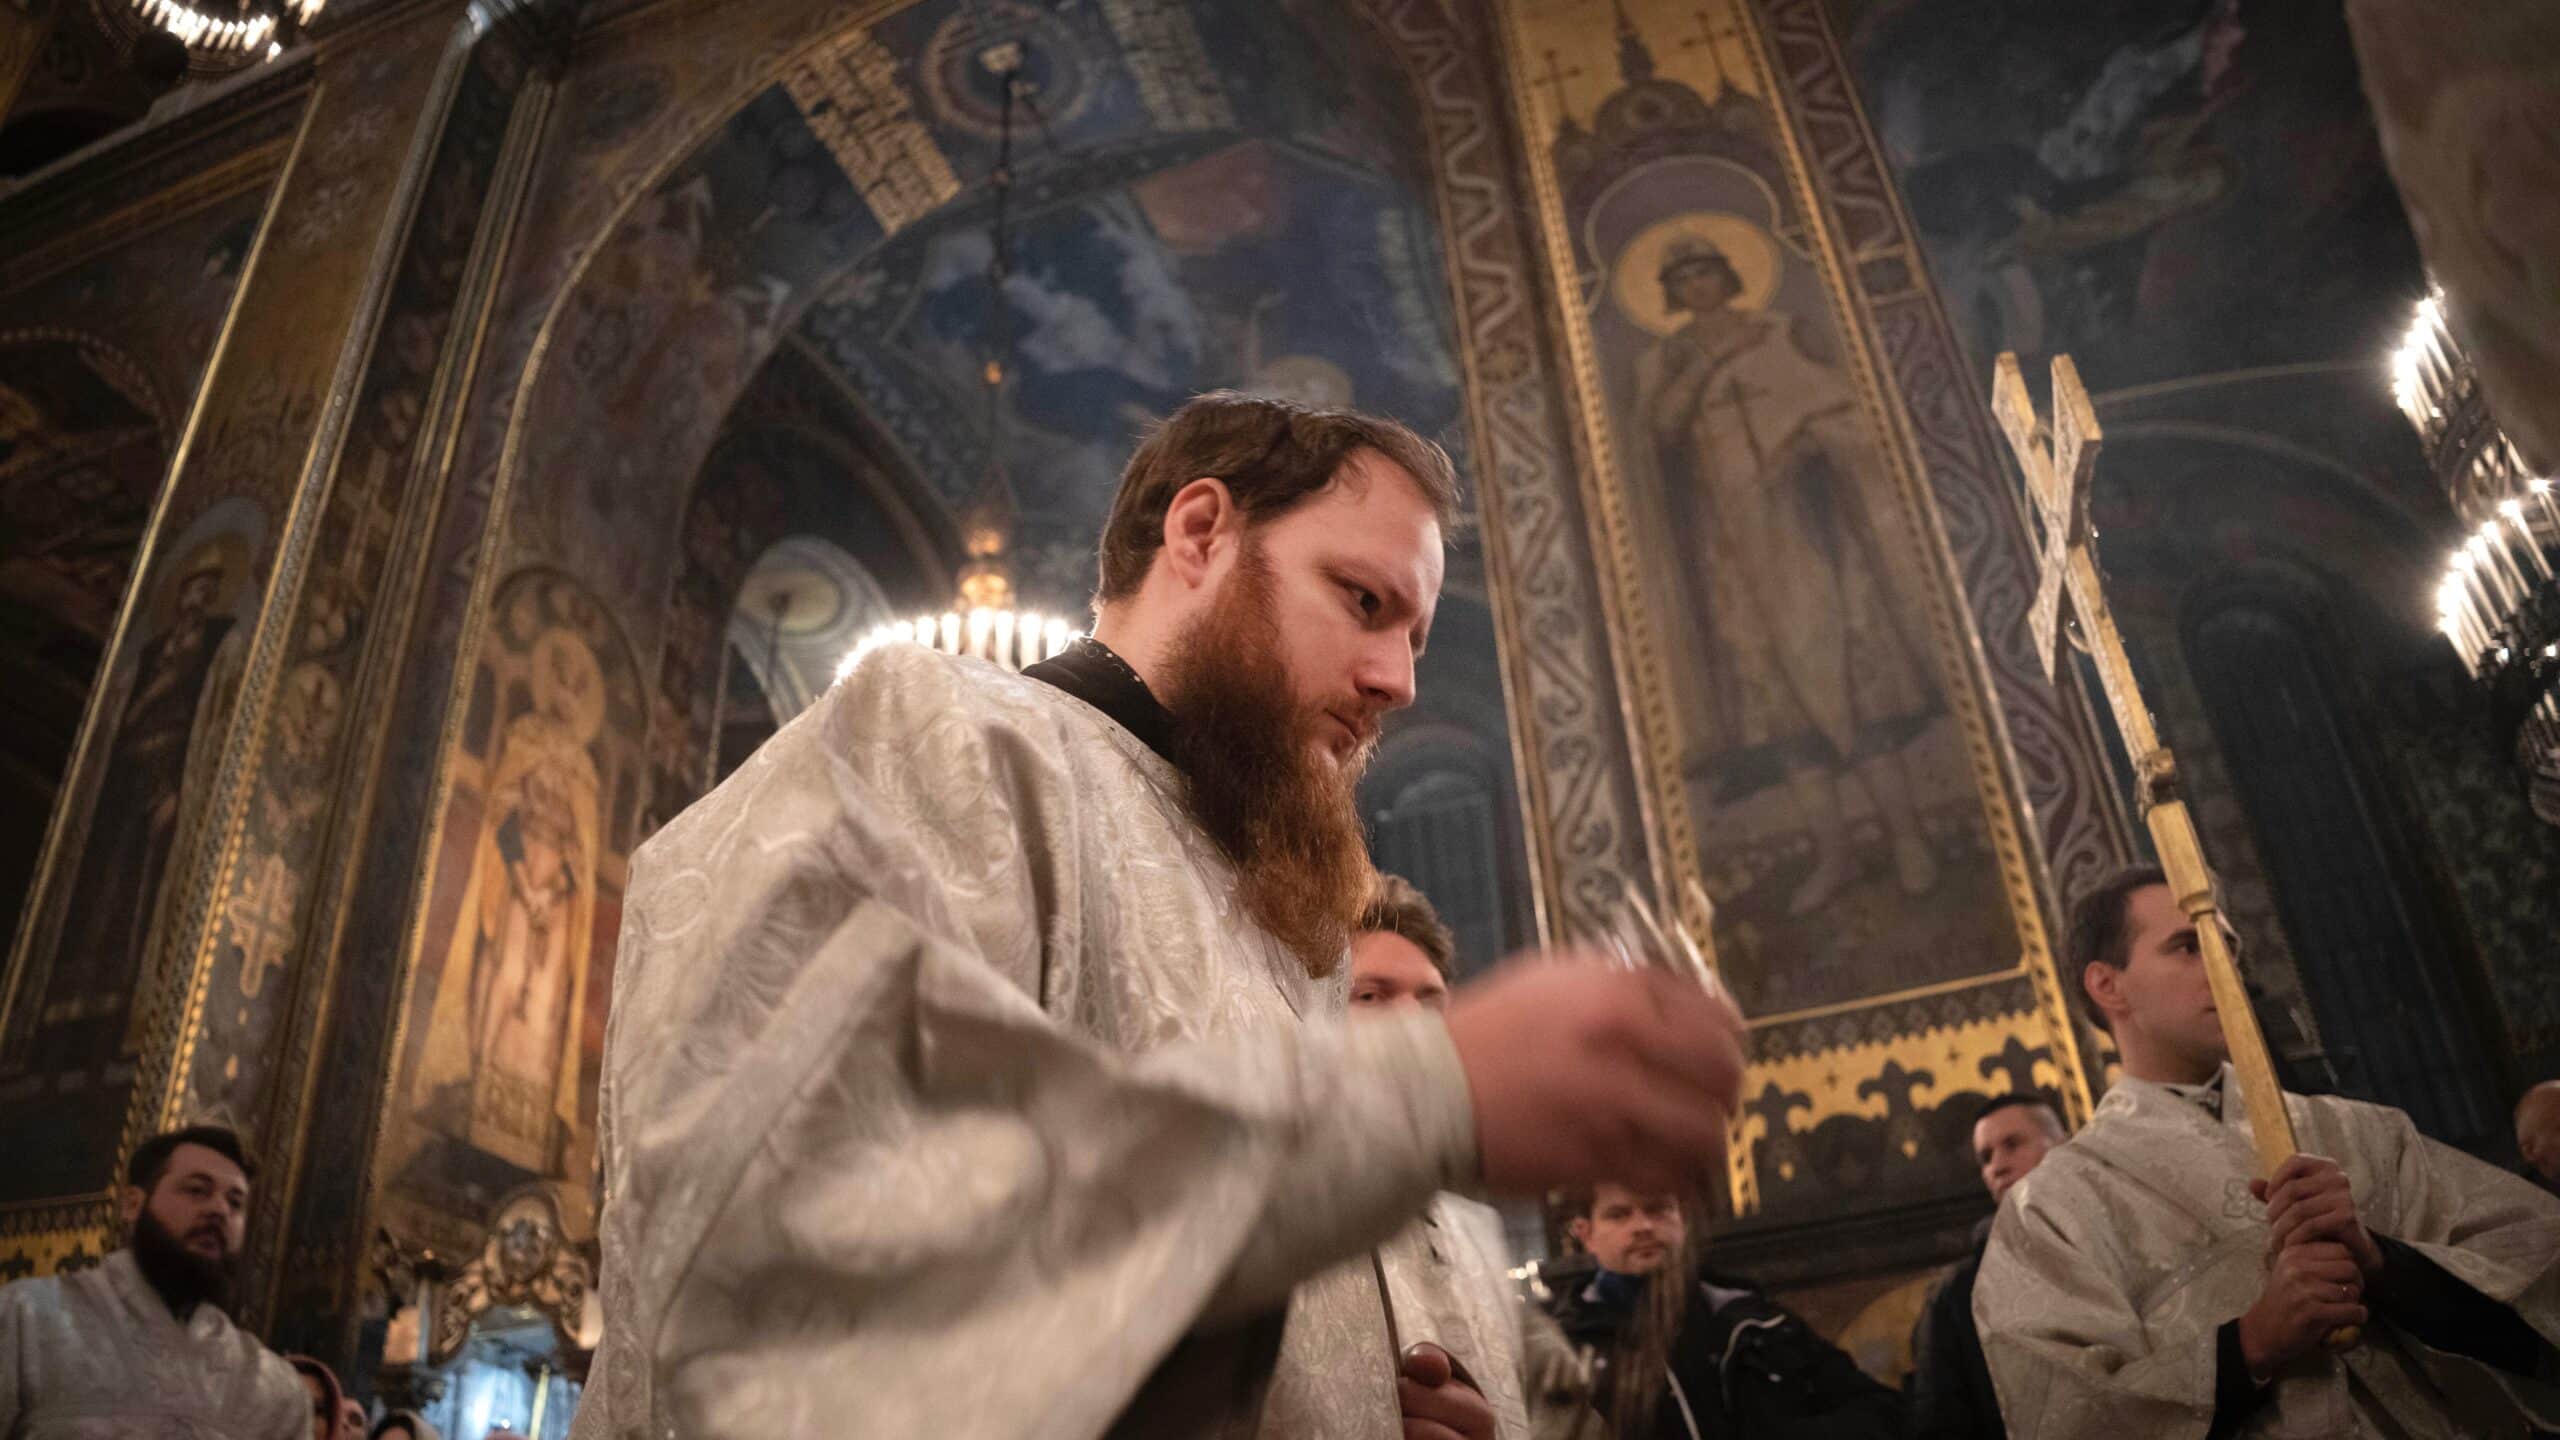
left=1398, top=1343, right=1496, bottom=1440
left=2240, top=1240, right=2367, bottom=1377
left=1444, top=955, right=1747, bottom=1196
left=2254, top=1154, right=2383, bottom=1275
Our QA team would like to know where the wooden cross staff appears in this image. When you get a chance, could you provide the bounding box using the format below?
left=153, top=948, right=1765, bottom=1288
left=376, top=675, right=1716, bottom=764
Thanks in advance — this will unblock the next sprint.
left=1990, top=352, right=2308, bottom=1182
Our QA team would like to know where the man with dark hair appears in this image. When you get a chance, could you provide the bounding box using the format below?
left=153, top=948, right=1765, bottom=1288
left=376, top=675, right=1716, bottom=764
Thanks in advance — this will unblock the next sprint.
left=1538, top=1183, right=1902, bottom=1439
left=2058, top=861, right=2170, bottom=1035
left=576, top=391, right=1748, bottom=1440
left=0, top=1124, right=305, bottom=1437
left=1907, top=1094, right=2067, bottom=1439
left=1978, top=865, right=2560, bottom=1437
left=1353, top=872, right=1457, bottom=1011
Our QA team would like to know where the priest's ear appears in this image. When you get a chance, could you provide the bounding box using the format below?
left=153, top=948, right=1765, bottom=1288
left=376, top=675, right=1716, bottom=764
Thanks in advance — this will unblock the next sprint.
left=1158, top=477, right=1241, bottom=589
left=118, top=1180, right=146, bottom=1228
left=2080, top=960, right=2125, bottom=1035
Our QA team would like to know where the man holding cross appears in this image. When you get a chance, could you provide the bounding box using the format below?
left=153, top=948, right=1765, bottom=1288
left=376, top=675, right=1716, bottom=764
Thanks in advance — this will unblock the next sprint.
left=1974, top=355, right=2560, bottom=1435
left=1974, top=867, right=2560, bottom=1436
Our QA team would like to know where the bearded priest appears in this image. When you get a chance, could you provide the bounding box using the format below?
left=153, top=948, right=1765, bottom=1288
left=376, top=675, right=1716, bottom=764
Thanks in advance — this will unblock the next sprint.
left=569, top=392, right=1748, bottom=1440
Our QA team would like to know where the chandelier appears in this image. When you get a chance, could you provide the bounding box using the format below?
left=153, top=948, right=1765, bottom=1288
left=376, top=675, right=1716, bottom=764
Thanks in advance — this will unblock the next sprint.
left=97, top=0, right=319, bottom=66
left=838, top=37, right=1081, bottom=684
left=2396, top=288, right=2560, bottom=820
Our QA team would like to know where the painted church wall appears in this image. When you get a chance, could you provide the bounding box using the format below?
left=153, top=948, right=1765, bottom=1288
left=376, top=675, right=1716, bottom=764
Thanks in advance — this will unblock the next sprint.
left=1495, top=0, right=2128, bottom=1275
left=1829, top=0, right=2560, bottom=1137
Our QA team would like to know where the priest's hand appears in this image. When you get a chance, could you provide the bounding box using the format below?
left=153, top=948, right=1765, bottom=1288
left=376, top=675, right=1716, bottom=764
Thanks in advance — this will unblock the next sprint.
left=1398, top=1343, right=1496, bottom=1440
left=2253, top=1154, right=2383, bottom=1276
left=2239, top=1240, right=2368, bottom=1377
left=1444, top=956, right=1747, bottom=1196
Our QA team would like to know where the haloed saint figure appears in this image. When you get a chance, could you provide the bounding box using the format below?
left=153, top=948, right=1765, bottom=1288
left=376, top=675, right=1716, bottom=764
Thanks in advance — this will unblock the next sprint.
left=1629, top=238, right=1941, bottom=916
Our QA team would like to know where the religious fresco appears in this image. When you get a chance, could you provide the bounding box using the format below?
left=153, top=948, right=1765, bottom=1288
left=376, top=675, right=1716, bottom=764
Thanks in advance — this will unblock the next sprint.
left=0, top=497, right=264, bottom=1202
left=1831, top=0, right=2560, bottom=1124
left=0, top=183, right=268, bottom=928
left=1497, top=0, right=2116, bottom=1260
left=1502, top=2, right=2026, bottom=1018
left=381, top=569, right=642, bottom=1257
left=0, top=72, right=290, bottom=1279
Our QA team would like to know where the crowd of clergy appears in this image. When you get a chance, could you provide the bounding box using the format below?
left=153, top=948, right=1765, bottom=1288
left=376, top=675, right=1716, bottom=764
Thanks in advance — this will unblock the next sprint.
left=4, top=393, right=2556, bottom=1440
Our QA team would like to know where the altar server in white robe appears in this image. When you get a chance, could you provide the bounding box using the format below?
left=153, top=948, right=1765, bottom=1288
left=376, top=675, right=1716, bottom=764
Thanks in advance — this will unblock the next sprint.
left=571, top=392, right=1748, bottom=1440
left=1977, top=864, right=2560, bottom=1439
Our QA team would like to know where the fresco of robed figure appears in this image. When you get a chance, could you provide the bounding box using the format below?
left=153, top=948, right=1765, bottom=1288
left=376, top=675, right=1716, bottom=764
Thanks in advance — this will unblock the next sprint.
left=1598, top=164, right=2013, bottom=1016
left=388, top=571, right=637, bottom=1245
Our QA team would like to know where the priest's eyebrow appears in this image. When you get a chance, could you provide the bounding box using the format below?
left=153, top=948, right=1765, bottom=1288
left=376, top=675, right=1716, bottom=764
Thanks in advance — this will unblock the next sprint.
left=1328, top=561, right=1433, bottom=659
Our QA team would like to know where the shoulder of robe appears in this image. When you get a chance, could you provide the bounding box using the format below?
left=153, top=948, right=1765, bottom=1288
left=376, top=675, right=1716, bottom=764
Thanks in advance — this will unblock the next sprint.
left=1987, top=1145, right=2112, bottom=1250
left=822, top=642, right=1058, bottom=735
left=2286, top=1088, right=2412, bottom=1135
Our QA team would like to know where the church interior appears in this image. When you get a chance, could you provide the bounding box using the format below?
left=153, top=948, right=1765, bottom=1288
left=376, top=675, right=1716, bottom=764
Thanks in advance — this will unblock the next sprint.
left=2, top=0, right=2553, bottom=1431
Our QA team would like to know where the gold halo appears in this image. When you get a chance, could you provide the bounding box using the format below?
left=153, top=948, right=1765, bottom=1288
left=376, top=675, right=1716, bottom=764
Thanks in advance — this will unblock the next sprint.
left=150, top=532, right=251, bottom=632
left=530, top=628, right=608, bottom=745
left=1612, top=213, right=1783, bottom=335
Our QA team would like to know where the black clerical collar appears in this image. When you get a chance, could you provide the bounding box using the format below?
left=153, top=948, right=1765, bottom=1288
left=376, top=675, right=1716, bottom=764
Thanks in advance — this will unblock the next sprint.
left=1023, top=637, right=1178, bottom=765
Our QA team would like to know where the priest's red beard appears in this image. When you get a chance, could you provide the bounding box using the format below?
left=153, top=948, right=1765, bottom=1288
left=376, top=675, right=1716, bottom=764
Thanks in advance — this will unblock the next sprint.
left=1159, top=544, right=1377, bottom=977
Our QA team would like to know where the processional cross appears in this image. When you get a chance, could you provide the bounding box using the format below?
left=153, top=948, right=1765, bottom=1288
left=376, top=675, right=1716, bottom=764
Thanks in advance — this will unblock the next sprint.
left=1996, top=355, right=2355, bottom=1345
left=1990, top=352, right=2316, bottom=1188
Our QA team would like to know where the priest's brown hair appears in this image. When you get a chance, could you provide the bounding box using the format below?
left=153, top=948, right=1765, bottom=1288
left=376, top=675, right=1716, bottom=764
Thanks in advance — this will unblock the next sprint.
left=1096, top=391, right=1459, bottom=603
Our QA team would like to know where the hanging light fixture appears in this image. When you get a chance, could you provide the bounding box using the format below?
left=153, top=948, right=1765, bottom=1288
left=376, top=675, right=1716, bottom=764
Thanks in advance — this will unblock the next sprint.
left=95, top=0, right=319, bottom=69
left=839, top=38, right=1081, bottom=684
left=2397, top=285, right=2559, bottom=821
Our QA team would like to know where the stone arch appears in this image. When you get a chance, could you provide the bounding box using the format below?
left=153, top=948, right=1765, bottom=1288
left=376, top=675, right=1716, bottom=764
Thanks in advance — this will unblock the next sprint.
left=647, top=398, right=957, bottom=824
left=1362, top=721, right=1526, bottom=979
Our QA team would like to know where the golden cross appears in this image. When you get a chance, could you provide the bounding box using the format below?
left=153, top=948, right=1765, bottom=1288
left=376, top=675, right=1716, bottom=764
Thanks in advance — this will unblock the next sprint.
left=1990, top=352, right=2306, bottom=1184
left=1995, top=360, right=2350, bottom=1356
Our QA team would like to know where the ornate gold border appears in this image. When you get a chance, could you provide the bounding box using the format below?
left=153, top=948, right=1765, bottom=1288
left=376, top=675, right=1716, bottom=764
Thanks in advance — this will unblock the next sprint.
left=337, top=60, right=562, bottom=1315
left=1490, top=0, right=2092, bottom=1142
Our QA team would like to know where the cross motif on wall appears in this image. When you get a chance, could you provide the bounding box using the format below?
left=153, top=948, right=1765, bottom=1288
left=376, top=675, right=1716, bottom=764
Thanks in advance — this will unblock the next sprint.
left=227, top=852, right=301, bottom=1001
left=1533, top=48, right=1585, bottom=125
left=1676, top=7, right=1749, bottom=87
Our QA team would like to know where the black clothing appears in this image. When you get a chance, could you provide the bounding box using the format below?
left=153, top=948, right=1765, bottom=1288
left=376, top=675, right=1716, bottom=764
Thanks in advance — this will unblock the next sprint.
left=1907, top=1220, right=2002, bottom=1440
left=1543, top=1257, right=1902, bottom=1440
left=1023, top=637, right=1178, bottom=764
